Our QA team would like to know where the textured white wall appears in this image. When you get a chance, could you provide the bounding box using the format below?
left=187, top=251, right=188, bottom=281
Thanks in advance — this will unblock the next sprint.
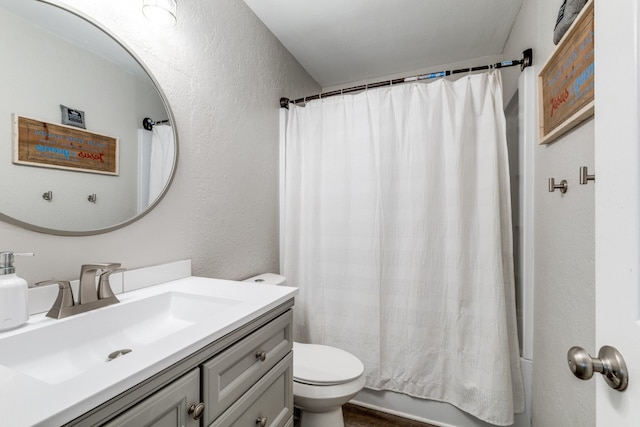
left=0, top=0, right=319, bottom=284
left=504, top=1, right=595, bottom=426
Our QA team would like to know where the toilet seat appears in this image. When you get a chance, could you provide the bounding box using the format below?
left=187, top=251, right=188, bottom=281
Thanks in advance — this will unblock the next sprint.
left=293, top=342, right=364, bottom=386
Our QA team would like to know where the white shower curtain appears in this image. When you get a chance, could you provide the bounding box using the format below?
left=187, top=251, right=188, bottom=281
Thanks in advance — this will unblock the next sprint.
left=148, top=125, right=175, bottom=205
left=282, top=71, right=524, bottom=426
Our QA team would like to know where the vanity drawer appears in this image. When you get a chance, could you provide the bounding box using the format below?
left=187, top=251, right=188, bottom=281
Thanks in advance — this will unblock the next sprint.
left=209, top=351, right=293, bottom=427
left=202, top=310, right=292, bottom=424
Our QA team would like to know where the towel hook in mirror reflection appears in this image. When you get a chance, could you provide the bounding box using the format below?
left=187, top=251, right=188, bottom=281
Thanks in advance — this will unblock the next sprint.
left=42, top=191, right=53, bottom=201
left=88, top=194, right=97, bottom=203
left=579, top=166, right=595, bottom=185
left=548, top=178, right=568, bottom=194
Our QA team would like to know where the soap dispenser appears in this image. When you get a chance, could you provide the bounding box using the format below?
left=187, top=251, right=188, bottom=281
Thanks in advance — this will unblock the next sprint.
left=0, top=252, right=33, bottom=331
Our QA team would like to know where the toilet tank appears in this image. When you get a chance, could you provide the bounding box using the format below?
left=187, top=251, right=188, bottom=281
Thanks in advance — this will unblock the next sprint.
left=243, top=273, right=287, bottom=286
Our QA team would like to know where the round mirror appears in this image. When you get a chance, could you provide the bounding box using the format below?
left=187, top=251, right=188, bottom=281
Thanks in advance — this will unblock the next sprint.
left=0, top=0, right=177, bottom=235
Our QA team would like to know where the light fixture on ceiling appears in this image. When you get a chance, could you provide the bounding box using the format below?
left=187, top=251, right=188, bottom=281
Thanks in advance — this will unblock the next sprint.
left=142, top=0, right=177, bottom=26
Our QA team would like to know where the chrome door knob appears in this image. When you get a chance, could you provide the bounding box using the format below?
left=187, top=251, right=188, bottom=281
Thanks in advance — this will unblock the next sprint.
left=188, top=402, right=205, bottom=420
left=567, top=345, right=629, bottom=391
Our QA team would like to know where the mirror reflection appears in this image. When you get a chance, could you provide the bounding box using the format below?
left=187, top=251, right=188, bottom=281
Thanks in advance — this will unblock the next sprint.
left=0, top=0, right=176, bottom=235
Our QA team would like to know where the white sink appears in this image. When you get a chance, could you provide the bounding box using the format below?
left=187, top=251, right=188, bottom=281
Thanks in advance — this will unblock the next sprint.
left=0, top=290, right=240, bottom=384
left=0, top=275, right=297, bottom=427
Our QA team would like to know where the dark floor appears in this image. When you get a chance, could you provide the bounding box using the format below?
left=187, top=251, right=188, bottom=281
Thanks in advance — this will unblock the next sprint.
left=343, top=404, right=437, bottom=427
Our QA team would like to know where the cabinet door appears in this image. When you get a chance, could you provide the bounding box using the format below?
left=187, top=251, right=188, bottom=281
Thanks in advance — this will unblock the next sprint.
left=102, top=369, right=200, bottom=427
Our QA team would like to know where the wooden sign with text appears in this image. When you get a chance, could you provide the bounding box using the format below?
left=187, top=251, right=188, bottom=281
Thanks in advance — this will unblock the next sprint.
left=538, top=0, right=594, bottom=144
left=13, top=115, right=119, bottom=175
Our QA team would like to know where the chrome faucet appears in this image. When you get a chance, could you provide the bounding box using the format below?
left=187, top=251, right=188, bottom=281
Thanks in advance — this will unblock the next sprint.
left=79, top=263, right=122, bottom=304
left=36, top=263, right=125, bottom=319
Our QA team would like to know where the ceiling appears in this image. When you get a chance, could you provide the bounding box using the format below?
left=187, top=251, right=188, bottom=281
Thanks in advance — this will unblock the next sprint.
left=243, top=0, right=525, bottom=88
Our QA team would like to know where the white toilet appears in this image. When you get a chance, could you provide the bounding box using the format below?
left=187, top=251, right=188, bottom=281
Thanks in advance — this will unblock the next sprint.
left=244, top=273, right=365, bottom=427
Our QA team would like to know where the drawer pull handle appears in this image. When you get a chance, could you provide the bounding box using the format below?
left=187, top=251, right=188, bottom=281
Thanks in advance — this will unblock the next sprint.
left=256, top=416, right=268, bottom=426
left=256, top=350, right=267, bottom=362
left=188, top=402, right=205, bottom=420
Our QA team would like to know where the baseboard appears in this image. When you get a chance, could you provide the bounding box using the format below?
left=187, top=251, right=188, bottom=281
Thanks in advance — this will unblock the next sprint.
left=347, top=400, right=453, bottom=427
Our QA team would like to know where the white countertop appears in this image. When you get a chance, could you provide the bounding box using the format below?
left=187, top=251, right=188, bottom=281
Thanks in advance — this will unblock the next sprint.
left=0, top=276, right=297, bottom=427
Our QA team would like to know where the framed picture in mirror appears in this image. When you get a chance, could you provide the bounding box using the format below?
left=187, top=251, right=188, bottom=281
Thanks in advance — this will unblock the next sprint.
left=13, top=115, right=119, bottom=175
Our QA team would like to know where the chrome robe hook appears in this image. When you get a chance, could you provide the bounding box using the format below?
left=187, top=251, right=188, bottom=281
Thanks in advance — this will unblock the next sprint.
left=548, top=178, right=568, bottom=193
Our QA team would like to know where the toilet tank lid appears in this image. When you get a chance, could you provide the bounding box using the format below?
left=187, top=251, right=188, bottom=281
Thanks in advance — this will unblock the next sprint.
left=293, top=342, right=364, bottom=385
left=243, top=273, right=286, bottom=286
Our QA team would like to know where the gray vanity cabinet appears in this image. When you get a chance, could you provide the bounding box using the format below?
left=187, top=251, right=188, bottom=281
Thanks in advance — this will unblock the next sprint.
left=66, top=302, right=294, bottom=427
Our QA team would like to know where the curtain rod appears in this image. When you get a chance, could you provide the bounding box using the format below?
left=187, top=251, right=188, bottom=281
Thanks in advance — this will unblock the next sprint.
left=280, top=48, right=533, bottom=109
left=142, top=117, right=169, bottom=131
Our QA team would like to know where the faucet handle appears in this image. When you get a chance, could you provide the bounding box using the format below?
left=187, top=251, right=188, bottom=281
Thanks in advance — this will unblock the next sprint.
left=34, top=280, right=74, bottom=319
left=98, top=267, right=126, bottom=300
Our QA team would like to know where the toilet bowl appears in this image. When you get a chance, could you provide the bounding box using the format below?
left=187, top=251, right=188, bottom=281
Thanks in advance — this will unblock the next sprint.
left=293, top=342, right=365, bottom=427
left=244, top=274, right=366, bottom=427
